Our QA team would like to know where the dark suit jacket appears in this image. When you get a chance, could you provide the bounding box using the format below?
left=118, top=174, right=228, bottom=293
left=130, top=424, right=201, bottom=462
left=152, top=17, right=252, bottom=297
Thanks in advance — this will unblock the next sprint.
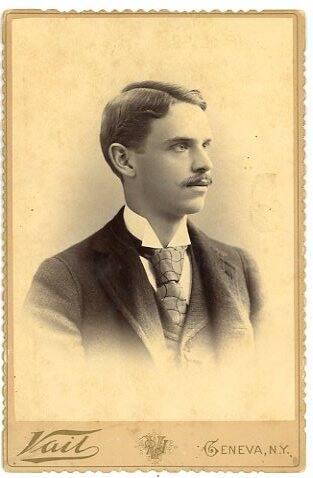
left=25, top=208, right=263, bottom=367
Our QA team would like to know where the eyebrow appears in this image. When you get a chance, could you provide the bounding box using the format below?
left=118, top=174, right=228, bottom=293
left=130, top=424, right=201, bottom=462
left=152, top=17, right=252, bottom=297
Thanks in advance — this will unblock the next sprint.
left=163, top=136, right=212, bottom=145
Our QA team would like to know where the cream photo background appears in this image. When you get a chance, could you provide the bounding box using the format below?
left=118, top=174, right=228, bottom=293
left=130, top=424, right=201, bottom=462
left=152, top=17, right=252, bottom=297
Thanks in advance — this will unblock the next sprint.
left=10, top=15, right=296, bottom=420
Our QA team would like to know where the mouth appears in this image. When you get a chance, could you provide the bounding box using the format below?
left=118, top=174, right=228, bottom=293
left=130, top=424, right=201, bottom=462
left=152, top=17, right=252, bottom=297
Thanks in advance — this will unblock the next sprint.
left=186, top=177, right=212, bottom=187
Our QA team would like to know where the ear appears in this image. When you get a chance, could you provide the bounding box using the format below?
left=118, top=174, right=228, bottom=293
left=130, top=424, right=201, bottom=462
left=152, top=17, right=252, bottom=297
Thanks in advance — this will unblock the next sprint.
left=108, top=143, right=136, bottom=178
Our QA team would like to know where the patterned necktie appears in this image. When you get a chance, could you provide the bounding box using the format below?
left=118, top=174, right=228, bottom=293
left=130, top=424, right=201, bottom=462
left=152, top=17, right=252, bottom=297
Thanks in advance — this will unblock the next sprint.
left=143, top=246, right=188, bottom=344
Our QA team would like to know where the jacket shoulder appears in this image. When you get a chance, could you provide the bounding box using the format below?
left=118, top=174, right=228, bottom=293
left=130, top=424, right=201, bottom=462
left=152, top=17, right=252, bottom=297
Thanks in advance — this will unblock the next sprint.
left=46, top=224, right=109, bottom=269
left=190, top=225, right=245, bottom=265
left=25, top=226, right=109, bottom=325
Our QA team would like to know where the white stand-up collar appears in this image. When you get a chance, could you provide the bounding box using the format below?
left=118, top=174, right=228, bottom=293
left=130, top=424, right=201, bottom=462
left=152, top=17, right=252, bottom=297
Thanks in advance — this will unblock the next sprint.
left=123, top=204, right=191, bottom=248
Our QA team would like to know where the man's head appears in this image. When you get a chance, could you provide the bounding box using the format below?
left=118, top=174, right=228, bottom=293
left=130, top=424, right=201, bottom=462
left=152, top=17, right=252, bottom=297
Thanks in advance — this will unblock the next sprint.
left=100, top=81, right=213, bottom=218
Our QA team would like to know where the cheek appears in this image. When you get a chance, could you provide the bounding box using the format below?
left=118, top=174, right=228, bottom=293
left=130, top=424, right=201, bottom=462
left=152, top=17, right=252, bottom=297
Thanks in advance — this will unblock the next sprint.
left=138, top=153, right=187, bottom=189
left=138, top=155, right=163, bottom=180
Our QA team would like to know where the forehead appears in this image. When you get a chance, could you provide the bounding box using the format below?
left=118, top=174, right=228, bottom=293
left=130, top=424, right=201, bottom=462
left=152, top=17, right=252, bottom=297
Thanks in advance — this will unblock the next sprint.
left=148, top=102, right=212, bottom=141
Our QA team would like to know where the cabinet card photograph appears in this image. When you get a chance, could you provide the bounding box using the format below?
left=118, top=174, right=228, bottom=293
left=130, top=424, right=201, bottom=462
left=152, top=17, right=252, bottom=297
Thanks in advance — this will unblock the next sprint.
left=3, top=9, right=305, bottom=472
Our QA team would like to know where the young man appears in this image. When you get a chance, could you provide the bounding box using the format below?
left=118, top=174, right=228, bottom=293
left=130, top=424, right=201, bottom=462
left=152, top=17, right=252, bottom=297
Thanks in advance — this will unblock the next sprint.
left=25, top=81, right=263, bottom=369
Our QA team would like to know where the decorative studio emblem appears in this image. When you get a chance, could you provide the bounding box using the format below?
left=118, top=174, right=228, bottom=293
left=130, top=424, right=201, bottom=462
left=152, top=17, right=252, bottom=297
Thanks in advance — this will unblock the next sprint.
left=138, top=433, right=175, bottom=461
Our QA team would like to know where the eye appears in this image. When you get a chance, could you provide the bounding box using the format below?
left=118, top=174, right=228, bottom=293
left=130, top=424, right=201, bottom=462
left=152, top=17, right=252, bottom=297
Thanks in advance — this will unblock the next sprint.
left=203, top=141, right=211, bottom=149
left=172, top=143, right=188, bottom=152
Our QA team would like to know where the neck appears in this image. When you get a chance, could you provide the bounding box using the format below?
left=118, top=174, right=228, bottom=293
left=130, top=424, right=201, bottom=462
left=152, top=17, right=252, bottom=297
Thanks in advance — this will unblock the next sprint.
left=126, top=201, right=185, bottom=247
left=146, top=214, right=184, bottom=247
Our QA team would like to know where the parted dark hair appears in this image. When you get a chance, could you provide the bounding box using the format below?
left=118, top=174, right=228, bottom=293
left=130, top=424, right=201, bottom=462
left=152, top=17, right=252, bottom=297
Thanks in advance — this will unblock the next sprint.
left=99, top=80, right=207, bottom=178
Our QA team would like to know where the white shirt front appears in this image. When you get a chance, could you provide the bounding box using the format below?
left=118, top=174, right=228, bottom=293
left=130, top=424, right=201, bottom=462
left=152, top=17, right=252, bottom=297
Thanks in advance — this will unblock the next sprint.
left=123, top=205, right=192, bottom=304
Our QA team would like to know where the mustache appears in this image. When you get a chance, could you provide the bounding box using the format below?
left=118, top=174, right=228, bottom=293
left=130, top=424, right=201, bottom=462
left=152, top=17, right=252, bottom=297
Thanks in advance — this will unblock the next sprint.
left=181, top=174, right=213, bottom=187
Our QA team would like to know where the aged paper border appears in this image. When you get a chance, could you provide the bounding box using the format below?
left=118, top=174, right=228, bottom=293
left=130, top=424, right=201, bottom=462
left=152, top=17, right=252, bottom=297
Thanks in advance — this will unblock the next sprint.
left=2, top=9, right=305, bottom=471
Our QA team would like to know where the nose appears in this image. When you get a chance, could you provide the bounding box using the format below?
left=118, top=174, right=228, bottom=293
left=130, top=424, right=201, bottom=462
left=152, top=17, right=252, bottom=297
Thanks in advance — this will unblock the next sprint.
left=191, top=147, right=213, bottom=173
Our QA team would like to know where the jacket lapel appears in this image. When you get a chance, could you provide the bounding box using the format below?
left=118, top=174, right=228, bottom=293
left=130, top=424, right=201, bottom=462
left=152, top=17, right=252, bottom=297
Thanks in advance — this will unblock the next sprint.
left=91, top=210, right=166, bottom=361
left=180, top=247, right=213, bottom=350
left=186, top=222, right=251, bottom=350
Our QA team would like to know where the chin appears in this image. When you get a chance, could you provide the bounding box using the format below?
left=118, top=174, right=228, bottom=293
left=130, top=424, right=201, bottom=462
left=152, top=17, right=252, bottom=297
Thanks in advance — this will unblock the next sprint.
left=176, top=198, right=206, bottom=216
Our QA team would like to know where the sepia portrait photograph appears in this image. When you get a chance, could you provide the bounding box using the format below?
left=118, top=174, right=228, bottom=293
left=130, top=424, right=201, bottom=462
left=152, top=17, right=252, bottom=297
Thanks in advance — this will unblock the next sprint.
left=4, top=9, right=305, bottom=471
